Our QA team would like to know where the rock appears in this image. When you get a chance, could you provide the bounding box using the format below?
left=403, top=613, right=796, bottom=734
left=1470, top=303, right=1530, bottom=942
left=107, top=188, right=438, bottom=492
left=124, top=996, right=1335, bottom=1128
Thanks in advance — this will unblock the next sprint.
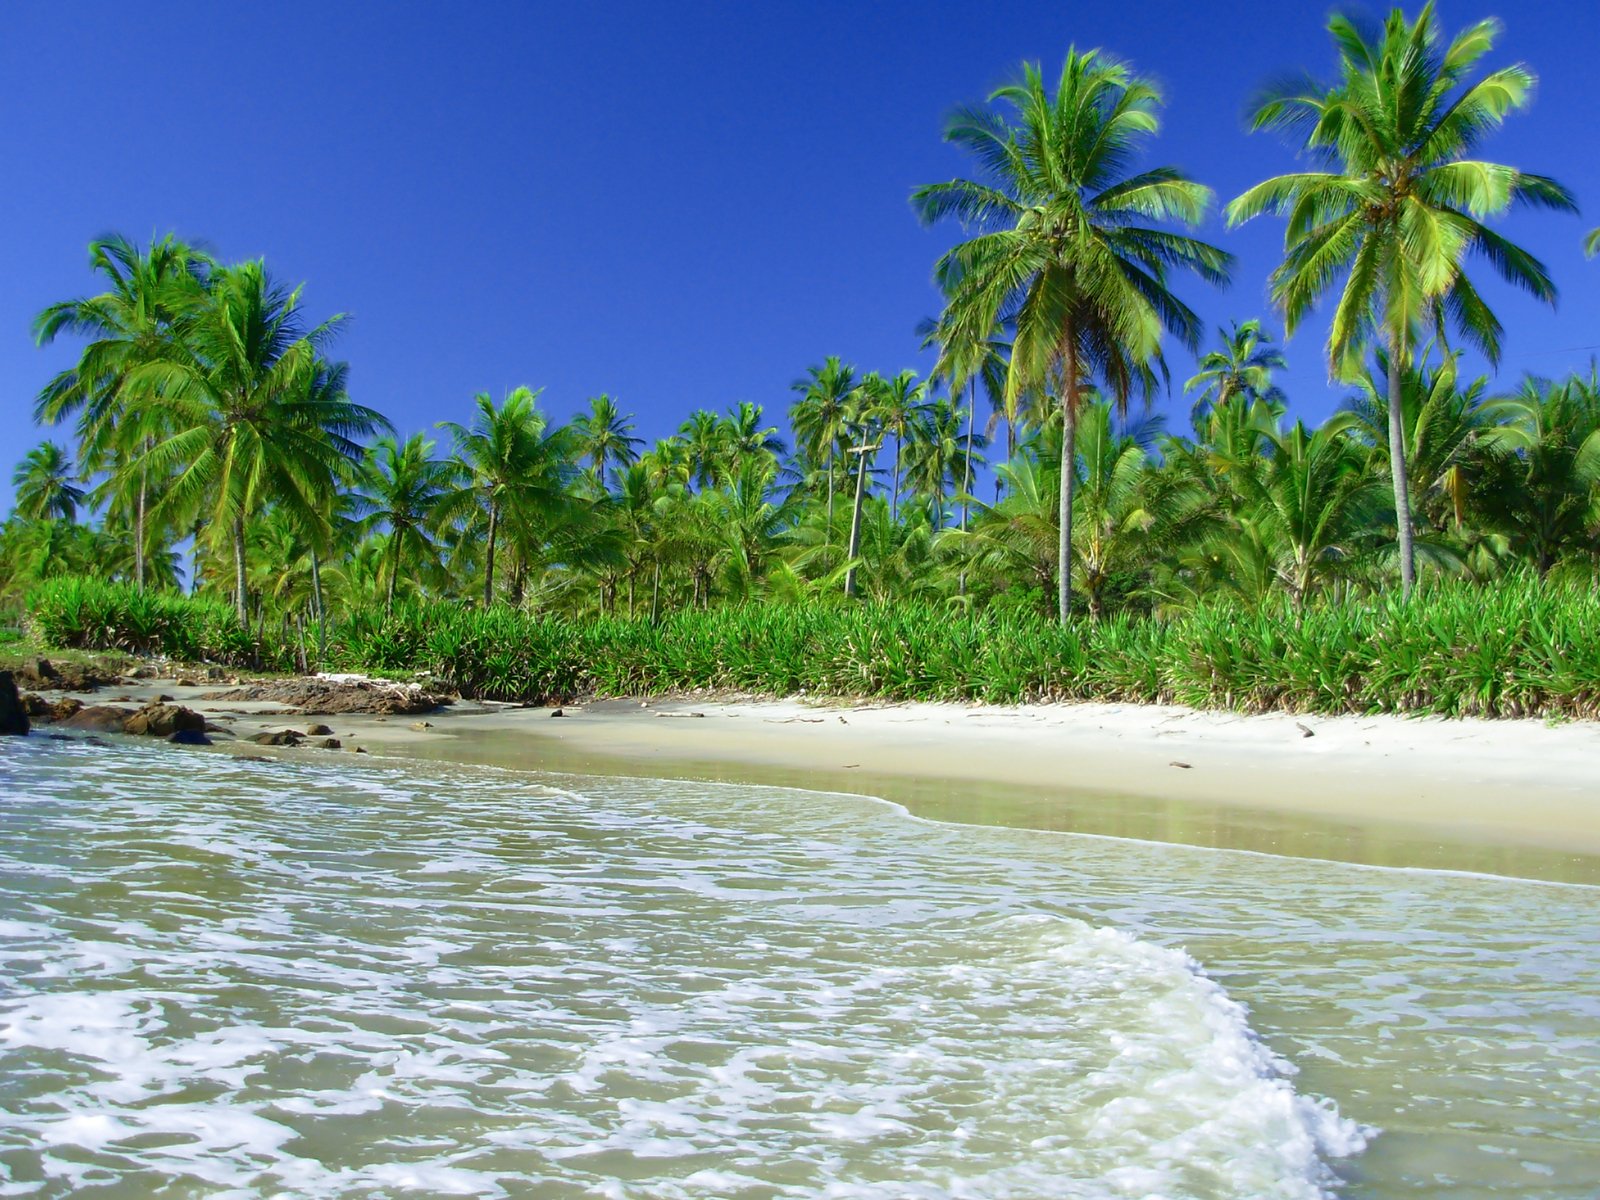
left=156, top=693, right=175, bottom=703
left=250, top=730, right=302, bottom=747
left=22, top=695, right=84, bottom=722
left=1168, top=760, right=1193, bottom=770
left=127, top=664, right=159, bottom=679
left=166, top=730, right=212, bottom=746
left=319, top=737, right=342, bottom=749
left=550, top=708, right=565, bottom=718
left=0, top=672, right=30, bottom=736
left=353, top=746, right=368, bottom=754
left=175, top=677, right=200, bottom=688
left=1295, top=722, right=1315, bottom=738
left=200, top=677, right=448, bottom=716
left=25, top=657, right=59, bottom=683
left=15, top=658, right=113, bottom=692
left=411, top=720, right=433, bottom=730
left=20, top=693, right=49, bottom=718
left=60, top=705, right=135, bottom=733
left=122, top=704, right=206, bottom=738
left=304, top=723, right=334, bottom=736
left=109, top=695, right=133, bottom=703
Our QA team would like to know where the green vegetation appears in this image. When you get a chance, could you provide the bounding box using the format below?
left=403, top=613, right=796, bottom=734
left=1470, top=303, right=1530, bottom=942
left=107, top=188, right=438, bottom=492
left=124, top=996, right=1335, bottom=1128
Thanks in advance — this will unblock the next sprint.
left=24, top=575, right=1600, bottom=718
left=6, top=5, right=1599, bottom=721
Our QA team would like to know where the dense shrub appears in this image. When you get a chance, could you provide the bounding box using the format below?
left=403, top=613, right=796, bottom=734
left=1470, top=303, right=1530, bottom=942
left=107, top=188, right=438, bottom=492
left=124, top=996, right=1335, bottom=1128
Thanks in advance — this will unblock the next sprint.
left=25, top=575, right=1600, bottom=718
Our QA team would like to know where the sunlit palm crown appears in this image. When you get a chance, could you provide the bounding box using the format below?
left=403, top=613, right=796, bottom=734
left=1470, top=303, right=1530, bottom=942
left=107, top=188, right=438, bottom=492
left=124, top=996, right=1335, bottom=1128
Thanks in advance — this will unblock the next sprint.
left=1226, top=2, right=1576, bottom=376
left=912, top=49, right=1231, bottom=407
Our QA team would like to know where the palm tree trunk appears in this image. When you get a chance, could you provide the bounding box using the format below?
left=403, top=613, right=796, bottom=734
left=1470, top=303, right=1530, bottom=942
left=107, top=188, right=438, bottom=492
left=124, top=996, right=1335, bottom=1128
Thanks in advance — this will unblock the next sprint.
left=825, top=456, right=835, bottom=544
left=134, top=452, right=148, bottom=591
left=1387, top=333, right=1417, bottom=598
left=891, top=438, right=901, bottom=523
left=310, top=550, right=327, bottom=661
left=385, top=542, right=398, bottom=616
left=483, top=502, right=499, bottom=608
left=845, top=445, right=869, bottom=597
left=233, top=515, right=248, bottom=623
left=961, top=378, right=976, bottom=533
left=1058, top=339, right=1079, bottom=625
left=651, top=560, right=661, bottom=624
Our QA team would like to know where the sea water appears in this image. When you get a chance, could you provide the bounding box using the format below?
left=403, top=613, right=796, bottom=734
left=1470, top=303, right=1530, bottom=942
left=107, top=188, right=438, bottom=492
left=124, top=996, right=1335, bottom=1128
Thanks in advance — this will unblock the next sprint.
left=1, top=736, right=1595, bottom=1197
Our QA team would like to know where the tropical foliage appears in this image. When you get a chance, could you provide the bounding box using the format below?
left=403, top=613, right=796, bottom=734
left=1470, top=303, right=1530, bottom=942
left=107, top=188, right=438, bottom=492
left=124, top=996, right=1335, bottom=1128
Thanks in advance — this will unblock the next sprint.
left=6, top=5, right=1598, bottom=717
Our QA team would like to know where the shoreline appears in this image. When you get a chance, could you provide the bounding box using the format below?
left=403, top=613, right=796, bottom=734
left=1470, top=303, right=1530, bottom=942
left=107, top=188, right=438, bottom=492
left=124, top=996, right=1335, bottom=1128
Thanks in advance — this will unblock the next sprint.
left=30, top=676, right=1600, bottom=884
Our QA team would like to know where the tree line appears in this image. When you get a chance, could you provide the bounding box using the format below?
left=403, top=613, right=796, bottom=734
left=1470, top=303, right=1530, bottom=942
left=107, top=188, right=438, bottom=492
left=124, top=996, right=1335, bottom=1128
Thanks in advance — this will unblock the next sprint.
left=6, top=4, right=1599, bottom=634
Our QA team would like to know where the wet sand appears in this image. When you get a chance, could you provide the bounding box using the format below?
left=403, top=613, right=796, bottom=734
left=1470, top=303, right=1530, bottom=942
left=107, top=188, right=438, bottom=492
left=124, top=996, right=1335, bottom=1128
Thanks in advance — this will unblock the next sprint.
left=56, top=681, right=1600, bottom=884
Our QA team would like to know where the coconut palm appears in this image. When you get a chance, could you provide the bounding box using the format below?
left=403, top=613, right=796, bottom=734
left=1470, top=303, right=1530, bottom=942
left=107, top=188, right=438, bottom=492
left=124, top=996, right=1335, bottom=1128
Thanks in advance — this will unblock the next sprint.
left=1474, top=372, right=1600, bottom=575
left=11, top=442, right=86, bottom=523
left=1184, top=320, right=1288, bottom=430
left=915, top=49, right=1231, bottom=622
left=721, top=402, right=786, bottom=473
left=572, top=394, right=642, bottom=491
left=438, top=386, right=578, bottom=607
left=1343, top=351, right=1489, bottom=532
left=790, top=356, right=857, bottom=535
left=1227, top=3, right=1576, bottom=596
left=356, top=433, right=457, bottom=614
left=33, top=234, right=210, bottom=587
left=678, top=409, right=726, bottom=489
left=128, top=264, right=384, bottom=619
left=863, top=369, right=927, bottom=521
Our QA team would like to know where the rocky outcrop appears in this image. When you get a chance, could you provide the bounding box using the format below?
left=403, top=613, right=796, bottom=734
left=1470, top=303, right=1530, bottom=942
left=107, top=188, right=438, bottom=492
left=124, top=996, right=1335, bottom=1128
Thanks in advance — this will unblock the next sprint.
left=58, top=700, right=207, bottom=739
left=201, top=677, right=447, bottom=716
left=0, top=672, right=29, bottom=736
left=123, top=704, right=206, bottom=738
left=12, top=657, right=115, bottom=692
left=59, top=705, right=134, bottom=733
left=19, top=694, right=84, bottom=722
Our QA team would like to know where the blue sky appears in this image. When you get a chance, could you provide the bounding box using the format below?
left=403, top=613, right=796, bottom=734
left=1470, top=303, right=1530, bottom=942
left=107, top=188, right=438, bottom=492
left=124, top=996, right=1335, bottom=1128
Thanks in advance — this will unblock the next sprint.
left=3, top=0, right=1597, bottom=513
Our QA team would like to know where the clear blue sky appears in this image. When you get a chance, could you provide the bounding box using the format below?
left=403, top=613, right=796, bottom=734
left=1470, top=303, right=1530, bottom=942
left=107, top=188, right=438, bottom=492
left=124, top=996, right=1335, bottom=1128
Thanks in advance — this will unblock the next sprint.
left=3, top=0, right=1597, bottom=513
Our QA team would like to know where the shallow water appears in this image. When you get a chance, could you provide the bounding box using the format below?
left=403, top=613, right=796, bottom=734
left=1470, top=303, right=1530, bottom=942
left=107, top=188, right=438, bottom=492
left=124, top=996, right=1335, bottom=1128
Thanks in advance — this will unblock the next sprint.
left=1, top=738, right=1596, bottom=1198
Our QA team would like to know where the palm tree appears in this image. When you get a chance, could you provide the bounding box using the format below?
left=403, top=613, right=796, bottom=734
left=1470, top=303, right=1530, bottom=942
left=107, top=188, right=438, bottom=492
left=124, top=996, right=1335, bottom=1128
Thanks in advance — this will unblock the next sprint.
left=129, top=262, right=384, bottom=620
left=904, top=395, right=986, bottom=525
left=1475, top=372, right=1600, bottom=575
left=790, top=356, right=856, bottom=536
left=439, top=386, right=576, bottom=607
left=1184, top=320, right=1287, bottom=430
left=1227, top=3, right=1576, bottom=597
left=356, top=434, right=457, bottom=614
left=678, top=409, right=726, bottom=489
left=1232, top=420, right=1383, bottom=608
left=721, top=402, right=786, bottom=473
left=572, top=394, right=642, bottom=491
left=864, top=369, right=927, bottom=521
left=11, top=443, right=86, bottom=522
left=33, top=233, right=209, bottom=588
left=915, top=49, right=1231, bottom=623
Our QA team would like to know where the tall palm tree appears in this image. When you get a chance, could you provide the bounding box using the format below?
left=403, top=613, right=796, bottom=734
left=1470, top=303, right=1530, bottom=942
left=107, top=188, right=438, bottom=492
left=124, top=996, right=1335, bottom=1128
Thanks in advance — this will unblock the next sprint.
left=1184, top=319, right=1287, bottom=430
left=438, top=386, right=576, bottom=607
left=356, top=433, right=457, bottom=614
left=721, top=401, right=786, bottom=473
left=11, top=442, right=86, bottom=522
left=572, top=394, right=642, bottom=491
left=33, top=233, right=209, bottom=588
left=915, top=49, right=1231, bottom=622
left=864, top=369, right=927, bottom=521
left=790, top=356, right=856, bottom=536
left=1227, top=3, right=1576, bottom=596
left=129, top=262, right=384, bottom=620
left=678, top=409, right=725, bottom=489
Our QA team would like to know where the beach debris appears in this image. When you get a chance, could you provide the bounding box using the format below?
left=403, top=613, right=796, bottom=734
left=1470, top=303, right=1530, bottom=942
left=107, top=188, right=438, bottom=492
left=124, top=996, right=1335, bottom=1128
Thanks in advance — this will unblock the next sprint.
left=1168, top=760, right=1193, bottom=769
left=201, top=676, right=446, bottom=716
left=305, top=723, right=334, bottom=736
left=654, top=711, right=706, bottom=719
left=411, top=720, right=434, bottom=730
left=837, top=716, right=848, bottom=724
left=550, top=708, right=565, bottom=718
left=765, top=716, right=824, bottom=724
left=0, top=672, right=30, bottom=736
left=842, top=763, right=860, bottom=769
left=1295, top=722, right=1315, bottom=738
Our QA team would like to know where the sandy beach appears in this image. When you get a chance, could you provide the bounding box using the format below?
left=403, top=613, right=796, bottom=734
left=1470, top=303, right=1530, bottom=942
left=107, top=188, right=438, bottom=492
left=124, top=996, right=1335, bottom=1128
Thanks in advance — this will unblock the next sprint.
left=41, top=676, right=1600, bottom=880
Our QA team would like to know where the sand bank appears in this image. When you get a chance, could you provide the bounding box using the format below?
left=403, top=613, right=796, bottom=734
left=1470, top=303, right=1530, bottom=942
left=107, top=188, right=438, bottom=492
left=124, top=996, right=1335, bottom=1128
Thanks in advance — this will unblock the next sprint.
left=37, top=679, right=1600, bottom=881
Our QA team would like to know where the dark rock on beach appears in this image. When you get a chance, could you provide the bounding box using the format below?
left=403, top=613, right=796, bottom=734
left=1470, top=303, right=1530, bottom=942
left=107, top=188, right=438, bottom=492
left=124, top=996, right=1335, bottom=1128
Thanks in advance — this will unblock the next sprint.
left=0, top=672, right=30, bottom=736
left=166, top=730, right=212, bottom=746
left=20, top=694, right=85, bottom=722
left=14, top=657, right=115, bottom=692
left=201, top=677, right=447, bottom=716
left=60, top=705, right=135, bottom=733
left=305, top=723, right=334, bottom=736
left=123, top=703, right=206, bottom=738
left=250, top=730, right=303, bottom=747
